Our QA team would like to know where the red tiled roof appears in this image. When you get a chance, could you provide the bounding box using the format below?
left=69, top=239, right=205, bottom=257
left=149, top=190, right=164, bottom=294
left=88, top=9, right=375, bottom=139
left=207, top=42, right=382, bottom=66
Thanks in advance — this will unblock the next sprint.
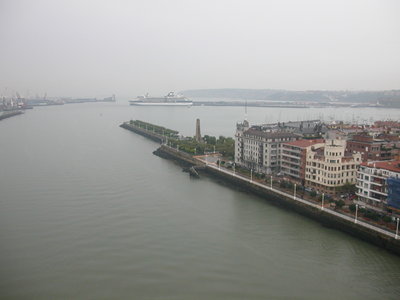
left=361, top=160, right=400, bottom=173
left=282, top=139, right=324, bottom=148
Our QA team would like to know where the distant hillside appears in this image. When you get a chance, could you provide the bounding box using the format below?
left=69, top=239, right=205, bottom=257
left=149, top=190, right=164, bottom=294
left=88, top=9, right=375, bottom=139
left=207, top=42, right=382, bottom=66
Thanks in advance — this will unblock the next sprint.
left=182, top=88, right=400, bottom=105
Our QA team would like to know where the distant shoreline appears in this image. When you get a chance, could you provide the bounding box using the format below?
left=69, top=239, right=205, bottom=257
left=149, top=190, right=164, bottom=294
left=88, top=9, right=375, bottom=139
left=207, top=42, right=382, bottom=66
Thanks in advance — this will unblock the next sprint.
left=0, top=111, right=23, bottom=121
left=183, top=88, right=400, bottom=108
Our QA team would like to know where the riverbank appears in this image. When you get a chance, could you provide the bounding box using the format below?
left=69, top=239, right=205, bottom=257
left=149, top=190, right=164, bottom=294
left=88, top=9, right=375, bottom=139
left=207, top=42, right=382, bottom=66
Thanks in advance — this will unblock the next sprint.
left=121, top=122, right=400, bottom=256
left=0, top=110, right=23, bottom=121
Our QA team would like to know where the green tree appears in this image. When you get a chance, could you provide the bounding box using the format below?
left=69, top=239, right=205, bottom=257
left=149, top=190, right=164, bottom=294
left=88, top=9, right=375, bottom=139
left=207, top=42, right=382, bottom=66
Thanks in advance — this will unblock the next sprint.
left=338, top=183, right=357, bottom=194
left=335, top=200, right=345, bottom=209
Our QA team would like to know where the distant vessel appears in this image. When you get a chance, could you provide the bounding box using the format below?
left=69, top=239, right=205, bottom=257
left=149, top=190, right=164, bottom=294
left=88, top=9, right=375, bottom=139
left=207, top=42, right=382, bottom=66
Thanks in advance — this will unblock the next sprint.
left=129, top=92, right=192, bottom=106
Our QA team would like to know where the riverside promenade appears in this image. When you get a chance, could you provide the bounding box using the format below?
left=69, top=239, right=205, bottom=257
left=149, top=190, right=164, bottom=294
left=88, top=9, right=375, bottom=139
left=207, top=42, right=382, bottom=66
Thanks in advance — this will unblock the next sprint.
left=121, top=122, right=400, bottom=255
left=197, top=154, right=398, bottom=240
left=161, top=143, right=399, bottom=239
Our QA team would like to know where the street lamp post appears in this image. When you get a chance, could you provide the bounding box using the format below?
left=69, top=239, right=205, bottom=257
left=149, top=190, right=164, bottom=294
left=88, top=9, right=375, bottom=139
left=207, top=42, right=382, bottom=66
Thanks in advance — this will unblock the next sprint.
left=218, top=160, right=221, bottom=169
left=250, top=169, right=253, bottom=182
left=213, top=145, right=216, bottom=153
left=294, top=183, right=297, bottom=200
left=270, top=175, right=273, bottom=189
left=321, top=193, right=325, bottom=210
left=396, top=217, right=399, bottom=240
left=355, top=204, right=359, bottom=224
left=233, top=163, right=236, bottom=175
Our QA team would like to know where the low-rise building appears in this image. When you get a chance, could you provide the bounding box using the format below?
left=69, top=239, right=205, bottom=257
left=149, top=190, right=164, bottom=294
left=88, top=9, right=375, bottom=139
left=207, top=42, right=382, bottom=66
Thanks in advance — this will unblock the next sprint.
left=356, top=160, right=400, bottom=212
left=305, top=139, right=362, bottom=195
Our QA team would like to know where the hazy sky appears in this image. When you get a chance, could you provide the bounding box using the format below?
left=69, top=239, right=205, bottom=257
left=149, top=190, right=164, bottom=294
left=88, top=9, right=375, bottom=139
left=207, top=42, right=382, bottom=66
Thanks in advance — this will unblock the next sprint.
left=1, top=0, right=399, bottom=98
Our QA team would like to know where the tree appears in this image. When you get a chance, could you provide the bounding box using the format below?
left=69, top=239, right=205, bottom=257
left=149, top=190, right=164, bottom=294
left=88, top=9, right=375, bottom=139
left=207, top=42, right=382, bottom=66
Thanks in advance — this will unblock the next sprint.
left=335, top=200, right=345, bottom=209
left=338, top=183, right=357, bottom=194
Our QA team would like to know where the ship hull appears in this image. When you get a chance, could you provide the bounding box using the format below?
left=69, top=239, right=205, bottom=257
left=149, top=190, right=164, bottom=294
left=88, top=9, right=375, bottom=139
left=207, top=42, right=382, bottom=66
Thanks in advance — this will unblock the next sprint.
left=129, top=101, right=193, bottom=106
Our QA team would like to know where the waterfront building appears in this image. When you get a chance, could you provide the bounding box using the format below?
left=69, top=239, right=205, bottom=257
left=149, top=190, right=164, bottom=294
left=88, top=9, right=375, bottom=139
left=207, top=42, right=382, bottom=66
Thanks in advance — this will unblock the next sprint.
left=235, top=121, right=300, bottom=174
left=356, top=160, right=400, bottom=212
left=305, top=139, right=361, bottom=195
left=281, top=139, right=325, bottom=184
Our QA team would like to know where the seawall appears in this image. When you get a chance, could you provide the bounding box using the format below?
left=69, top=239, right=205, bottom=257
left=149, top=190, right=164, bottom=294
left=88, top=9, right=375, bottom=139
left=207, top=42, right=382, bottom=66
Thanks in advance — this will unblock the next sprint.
left=120, top=122, right=166, bottom=143
left=154, top=144, right=400, bottom=256
left=153, top=144, right=204, bottom=167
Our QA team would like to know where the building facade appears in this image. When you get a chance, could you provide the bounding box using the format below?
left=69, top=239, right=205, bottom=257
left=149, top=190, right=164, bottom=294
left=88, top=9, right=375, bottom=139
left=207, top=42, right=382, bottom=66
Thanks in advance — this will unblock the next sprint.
left=346, top=133, right=399, bottom=162
left=356, top=160, right=400, bottom=212
left=305, top=139, right=362, bottom=195
left=235, top=121, right=300, bottom=174
left=281, top=139, right=324, bottom=184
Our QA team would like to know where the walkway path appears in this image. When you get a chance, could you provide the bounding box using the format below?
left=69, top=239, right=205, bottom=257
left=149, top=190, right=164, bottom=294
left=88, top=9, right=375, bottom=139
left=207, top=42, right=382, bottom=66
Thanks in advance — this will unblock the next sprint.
left=196, top=156, right=398, bottom=239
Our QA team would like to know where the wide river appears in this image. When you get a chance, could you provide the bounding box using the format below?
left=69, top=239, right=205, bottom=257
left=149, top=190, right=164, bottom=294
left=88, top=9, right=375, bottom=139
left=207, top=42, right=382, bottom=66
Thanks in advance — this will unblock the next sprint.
left=1, top=102, right=400, bottom=299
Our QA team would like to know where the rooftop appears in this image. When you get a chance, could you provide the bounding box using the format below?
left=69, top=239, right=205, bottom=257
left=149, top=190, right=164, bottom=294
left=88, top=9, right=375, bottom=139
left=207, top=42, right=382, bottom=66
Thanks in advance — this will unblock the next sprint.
left=361, top=160, right=400, bottom=173
left=244, top=128, right=300, bottom=139
left=283, top=139, right=324, bottom=148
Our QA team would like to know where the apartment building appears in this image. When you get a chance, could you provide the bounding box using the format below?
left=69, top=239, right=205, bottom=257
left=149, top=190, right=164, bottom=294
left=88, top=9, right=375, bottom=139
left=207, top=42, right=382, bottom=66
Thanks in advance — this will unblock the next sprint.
left=281, top=139, right=324, bottom=184
left=305, top=139, right=362, bottom=195
left=346, top=133, right=399, bottom=162
left=356, top=160, right=400, bottom=212
left=235, top=121, right=300, bottom=174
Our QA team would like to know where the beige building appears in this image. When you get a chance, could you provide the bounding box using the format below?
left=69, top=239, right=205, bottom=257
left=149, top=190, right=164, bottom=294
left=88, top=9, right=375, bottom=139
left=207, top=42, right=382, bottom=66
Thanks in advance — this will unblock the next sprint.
left=305, top=139, right=362, bottom=195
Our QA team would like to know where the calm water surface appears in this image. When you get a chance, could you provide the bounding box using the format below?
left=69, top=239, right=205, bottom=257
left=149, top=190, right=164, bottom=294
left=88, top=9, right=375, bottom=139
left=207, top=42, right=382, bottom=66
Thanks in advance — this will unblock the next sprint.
left=1, top=102, right=400, bottom=299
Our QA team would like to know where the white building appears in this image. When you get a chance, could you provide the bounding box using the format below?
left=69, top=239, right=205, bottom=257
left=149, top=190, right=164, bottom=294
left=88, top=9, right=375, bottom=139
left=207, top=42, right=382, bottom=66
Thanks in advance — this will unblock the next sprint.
left=235, top=121, right=300, bottom=174
left=356, top=160, right=400, bottom=211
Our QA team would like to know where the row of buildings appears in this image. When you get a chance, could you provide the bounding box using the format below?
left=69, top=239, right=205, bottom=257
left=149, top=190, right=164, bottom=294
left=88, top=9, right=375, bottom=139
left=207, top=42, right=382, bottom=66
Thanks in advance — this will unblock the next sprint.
left=234, top=119, right=400, bottom=214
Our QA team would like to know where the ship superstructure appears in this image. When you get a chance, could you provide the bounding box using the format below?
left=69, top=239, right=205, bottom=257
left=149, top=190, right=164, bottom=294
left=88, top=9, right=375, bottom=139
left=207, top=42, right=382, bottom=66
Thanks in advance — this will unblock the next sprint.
left=129, top=92, right=192, bottom=106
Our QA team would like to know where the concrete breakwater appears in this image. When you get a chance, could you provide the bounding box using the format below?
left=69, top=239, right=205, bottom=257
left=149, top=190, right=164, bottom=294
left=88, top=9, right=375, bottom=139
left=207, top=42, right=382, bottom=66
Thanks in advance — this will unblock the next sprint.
left=154, top=144, right=400, bottom=256
left=120, top=122, right=166, bottom=143
left=120, top=122, right=400, bottom=256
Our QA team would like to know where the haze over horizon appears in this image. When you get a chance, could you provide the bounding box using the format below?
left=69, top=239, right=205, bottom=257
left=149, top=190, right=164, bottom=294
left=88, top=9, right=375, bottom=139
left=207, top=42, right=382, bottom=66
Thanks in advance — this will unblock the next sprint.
left=1, top=0, right=399, bottom=98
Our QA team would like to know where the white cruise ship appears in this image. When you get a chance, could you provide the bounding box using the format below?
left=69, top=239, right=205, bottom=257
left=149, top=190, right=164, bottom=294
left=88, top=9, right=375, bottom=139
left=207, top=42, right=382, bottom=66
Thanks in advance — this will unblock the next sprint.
left=129, top=92, right=193, bottom=106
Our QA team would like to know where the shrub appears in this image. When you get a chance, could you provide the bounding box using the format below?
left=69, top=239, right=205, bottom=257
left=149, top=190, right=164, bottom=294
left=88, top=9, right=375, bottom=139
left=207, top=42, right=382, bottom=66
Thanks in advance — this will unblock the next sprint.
left=364, top=210, right=380, bottom=221
left=349, top=204, right=356, bottom=212
left=382, top=216, right=392, bottom=223
left=310, top=190, right=317, bottom=198
left=335, top=200, right=345, bottom=209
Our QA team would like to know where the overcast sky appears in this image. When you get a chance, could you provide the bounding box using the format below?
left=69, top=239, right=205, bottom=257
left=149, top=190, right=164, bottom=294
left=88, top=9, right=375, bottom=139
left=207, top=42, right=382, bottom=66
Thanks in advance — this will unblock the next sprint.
left=1, top=0, right=399, bottom=98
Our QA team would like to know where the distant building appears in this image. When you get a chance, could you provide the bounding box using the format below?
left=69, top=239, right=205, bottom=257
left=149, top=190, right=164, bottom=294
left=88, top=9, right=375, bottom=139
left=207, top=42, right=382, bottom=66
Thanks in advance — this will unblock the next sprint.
left=356, top=160, right=400, bottom=212
left=346, top=133, right=399, bottom=162
left=281, top=139, right=325, bottom=184
left=235, top=121, right=300, bottom=174
left=305, top=139, right=361, bottom=195
left=260, top=120, right=328, bottom=139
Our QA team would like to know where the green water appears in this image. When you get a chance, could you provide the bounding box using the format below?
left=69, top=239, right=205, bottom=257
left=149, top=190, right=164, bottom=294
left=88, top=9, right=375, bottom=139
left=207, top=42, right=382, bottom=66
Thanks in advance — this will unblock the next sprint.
left=0, top=103, right=399, bottom=299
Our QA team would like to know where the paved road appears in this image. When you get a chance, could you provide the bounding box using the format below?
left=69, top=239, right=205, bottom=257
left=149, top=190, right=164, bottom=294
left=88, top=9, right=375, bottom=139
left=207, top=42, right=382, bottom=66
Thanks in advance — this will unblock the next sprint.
left=197, top=157, right=398, bottom=239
